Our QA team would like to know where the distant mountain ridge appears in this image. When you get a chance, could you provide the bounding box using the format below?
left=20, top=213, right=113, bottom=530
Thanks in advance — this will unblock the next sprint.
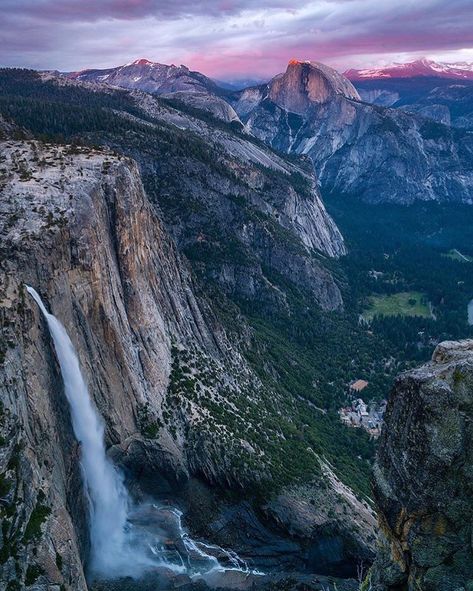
left=215, top=76, right=268, bottom=91
left=347, top=59, right=473, bottom=130
left=67, top=57, right=222, bottom=95
left=344, top=58, right=473, bottom=81
left=64, top=57, right=473, bottom=204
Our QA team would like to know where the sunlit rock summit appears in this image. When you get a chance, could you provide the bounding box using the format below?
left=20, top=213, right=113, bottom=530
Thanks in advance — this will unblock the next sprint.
left=267, top=59, right=360, bottom=114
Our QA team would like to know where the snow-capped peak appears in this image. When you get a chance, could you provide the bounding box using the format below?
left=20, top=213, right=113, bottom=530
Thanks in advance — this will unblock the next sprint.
left=344, top=58, right=473, bottom=81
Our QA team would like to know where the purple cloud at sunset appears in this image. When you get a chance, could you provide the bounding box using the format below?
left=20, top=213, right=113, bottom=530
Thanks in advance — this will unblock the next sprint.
left=0, top=0, right=472, bottom=79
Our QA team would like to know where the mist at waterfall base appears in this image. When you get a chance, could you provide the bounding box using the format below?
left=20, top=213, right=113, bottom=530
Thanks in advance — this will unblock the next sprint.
left=26, top=286, right=256, bottom=583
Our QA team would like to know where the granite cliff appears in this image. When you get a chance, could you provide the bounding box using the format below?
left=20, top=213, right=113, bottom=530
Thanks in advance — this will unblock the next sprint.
left=231, top=61, right=473, bottom=204
left=370, top=340, right=473, bottom=590
left=267, top=60, right=360, bottom=115
left=0, top=133, right=374, bottom=589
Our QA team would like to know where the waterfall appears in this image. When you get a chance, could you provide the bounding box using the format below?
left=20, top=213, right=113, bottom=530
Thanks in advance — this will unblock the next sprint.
left=26, top=286, right=141, bottom=578
left=27, top=286, right=261, bottom=583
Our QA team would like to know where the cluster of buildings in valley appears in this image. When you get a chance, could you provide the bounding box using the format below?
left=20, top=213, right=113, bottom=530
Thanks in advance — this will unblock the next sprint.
left=338, top=379, right=387, bottom=439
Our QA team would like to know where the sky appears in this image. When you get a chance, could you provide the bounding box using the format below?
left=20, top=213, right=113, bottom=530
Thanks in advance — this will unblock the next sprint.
left=1, top=0, right=472, bottom=80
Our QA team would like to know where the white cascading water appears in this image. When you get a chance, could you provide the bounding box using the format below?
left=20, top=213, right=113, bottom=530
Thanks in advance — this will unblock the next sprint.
left=26, top=286, right=138, bottom=577
left=26, top=286, right=260, bottom=582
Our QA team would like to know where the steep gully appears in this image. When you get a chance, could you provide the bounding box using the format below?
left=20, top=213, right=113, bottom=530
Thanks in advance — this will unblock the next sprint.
left=26, top=286, right=259, bottom=585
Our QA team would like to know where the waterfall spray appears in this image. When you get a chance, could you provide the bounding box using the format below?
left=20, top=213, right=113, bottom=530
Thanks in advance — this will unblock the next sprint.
left=27, top=286, right=261, bottom=582
left=26, top=286, right=136, bottom=577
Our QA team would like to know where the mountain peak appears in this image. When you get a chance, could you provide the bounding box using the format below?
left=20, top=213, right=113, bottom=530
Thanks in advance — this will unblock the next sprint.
left=65, top=58, right=217, bottom=95
left=344, top=59, right=473, bottom=81
left=129, top=58, right=154, bottom=66
left=268, top=60, right=360, bottom=114
left=288, top=58, right=310, bottom=66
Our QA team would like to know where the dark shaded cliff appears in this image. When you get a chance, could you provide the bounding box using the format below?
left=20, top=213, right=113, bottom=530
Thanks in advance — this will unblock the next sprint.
left=370, top=339, right=473, bottom=590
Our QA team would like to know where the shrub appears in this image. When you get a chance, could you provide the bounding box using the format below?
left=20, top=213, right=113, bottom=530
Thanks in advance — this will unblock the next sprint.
left=25, top=564, right=44, bottom=585
left=22, top=500, right=51, bottom=543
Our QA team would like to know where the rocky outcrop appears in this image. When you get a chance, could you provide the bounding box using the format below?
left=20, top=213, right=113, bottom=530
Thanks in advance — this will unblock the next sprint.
left=402, top=84, right=473, bottom=130
left=161, top=90, right=244, bottom=125
left=370, top=339, right=473, bottom=590
left=353, top=78, right=473, bottom=130
left=356, top=87, right=400, bottom=107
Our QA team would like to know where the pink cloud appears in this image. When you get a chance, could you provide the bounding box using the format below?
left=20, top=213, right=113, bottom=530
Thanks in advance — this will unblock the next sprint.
left=1, top=0, right=472, bottom=77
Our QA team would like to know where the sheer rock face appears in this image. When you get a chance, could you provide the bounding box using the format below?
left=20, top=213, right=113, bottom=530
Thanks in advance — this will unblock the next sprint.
left=370, top=340, right=473, bottom=590
left=231, top=63, right=473, bottom=204
left=0, top=140, right=371, bottom=589
left=268, top=61, right=360, bottom=115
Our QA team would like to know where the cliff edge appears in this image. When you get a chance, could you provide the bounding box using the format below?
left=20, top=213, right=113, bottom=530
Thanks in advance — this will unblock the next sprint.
left=370, top=339, right=473, bottom=590
left=0, top=139, right=372, bottom=588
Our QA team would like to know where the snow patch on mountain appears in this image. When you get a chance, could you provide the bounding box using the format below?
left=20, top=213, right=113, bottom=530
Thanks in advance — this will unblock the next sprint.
left=344, top=58, right=473, bottom=81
